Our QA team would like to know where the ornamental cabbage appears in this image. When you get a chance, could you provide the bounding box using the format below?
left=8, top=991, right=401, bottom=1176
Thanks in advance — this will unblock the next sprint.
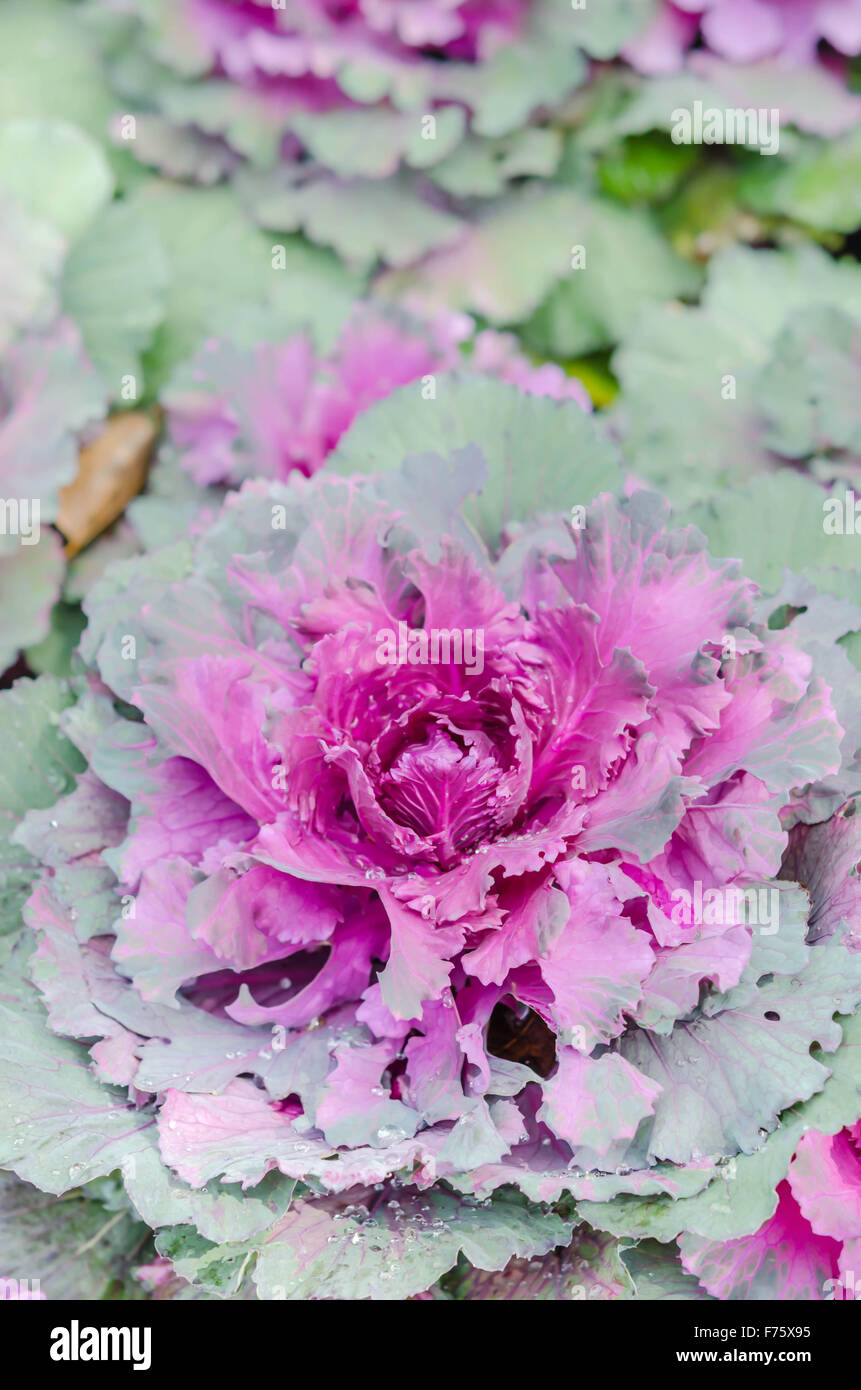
left=2, top=382, right=860, bottom=1299
left=626, top=0, right=861, bottom=72
left=162, top=305, right=590, bottom=489
left=98, top=0, right=583, bottom=196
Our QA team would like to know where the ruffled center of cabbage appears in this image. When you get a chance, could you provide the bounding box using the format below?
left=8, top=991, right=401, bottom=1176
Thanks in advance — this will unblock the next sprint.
left=377, top=724, right=503, bottom=867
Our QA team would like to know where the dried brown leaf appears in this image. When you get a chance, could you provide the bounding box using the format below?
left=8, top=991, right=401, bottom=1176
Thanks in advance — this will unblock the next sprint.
left=56, top=411, right=159, bottom=558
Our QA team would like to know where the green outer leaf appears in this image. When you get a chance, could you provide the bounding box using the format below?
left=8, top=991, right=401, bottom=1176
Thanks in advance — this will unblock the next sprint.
left=62, top=202, right=168, bottom=393
left=0, top=194, right=63, bottom=353
left=564, top=0, right=659, bottom=58
left=617, top=934, right=861, bottom=1165
left=154, top=1226, right=254, bottom=1299
left=238, top=168, right=463, bottom=271
left=0, top=540, right=66, bottom=679
left=0, top=936, right=156, bottom=1193
left=621, top=1238, right=715, bottom=1301
left=756, top=306, right=861, bottom=458
left=25, top=603, right=88, bottom=680
left=155, top=1189, right=574, bottom=1301
left=451, top=1224, right=635, bottom=1300
left=429, top=128, right=562, bottom=199
left=289, top=107, right=466, bottom=179
left=579, top=1008, right=861, bottom=1243
left=329, top=373, right=622, bottom=548
left=0, top=1172, right=150, bottom=1301
left=682, top=473, right=859, bottom=595
left=0, top=675, right=85, bottom=941
left=379, top=185, right=699, bottom=343
left=434, top=41, right=585, bottom=141
left=254, top=1190, right=576, bottom=1301
left=0, top=1, right=120, bottom=148
left=0, top=119, right=112, bottom=243
left=382, top=184, right=574, bottom=323
left=124, top=1135, right=297, bottom=1246
left=740, top=128, right=861, bottom=233
left=523, top=198, right=701, bottom=358
left=128, top=181, right=363, bottom=390
left=612, top=243, right=861, bottom=504
left=0, top=675, right=85, bottom=823
left=128, top=182, right=277, bottom=388
left=598, top=132, right=699, bottom=205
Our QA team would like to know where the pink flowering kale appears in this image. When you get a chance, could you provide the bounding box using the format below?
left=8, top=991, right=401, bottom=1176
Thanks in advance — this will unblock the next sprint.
left=1, top=385, right=860, bottom=1299
left=166, top=0, right=531, bottom=72
left=163, top=304, right=590, bottom=488
left=101, top=0, right=582, bottom=217
left=617, top=1, right=861, bottom=139
left=626, top=0, right=861, bottom=72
